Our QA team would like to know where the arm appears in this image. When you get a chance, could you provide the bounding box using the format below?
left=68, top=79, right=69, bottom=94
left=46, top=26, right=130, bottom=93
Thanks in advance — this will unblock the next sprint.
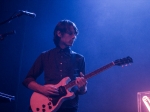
left=76, top=56, right=87, bottom=94
left=23, top=53, right=59, bottom=96
left=75, top=72, right=87, bottom=95
left=28, top=81, right=59, bottom=96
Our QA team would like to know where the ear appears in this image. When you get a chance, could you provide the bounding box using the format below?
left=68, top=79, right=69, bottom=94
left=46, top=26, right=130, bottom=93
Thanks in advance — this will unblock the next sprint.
left=57, top=31, right=62, bottom=37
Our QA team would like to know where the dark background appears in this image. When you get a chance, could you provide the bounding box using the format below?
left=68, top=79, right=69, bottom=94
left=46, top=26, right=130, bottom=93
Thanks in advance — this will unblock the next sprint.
left=0, top=0, right=150, bottom=112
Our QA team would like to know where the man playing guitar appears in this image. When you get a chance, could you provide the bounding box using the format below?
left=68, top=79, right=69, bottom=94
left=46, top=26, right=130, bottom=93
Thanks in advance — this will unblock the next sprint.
left=23, top=20, right=87, bottom=112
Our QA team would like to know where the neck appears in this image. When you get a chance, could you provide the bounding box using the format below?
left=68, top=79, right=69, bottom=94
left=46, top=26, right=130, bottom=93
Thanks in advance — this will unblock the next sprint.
left=59, top=45, right=66, bottom=49
left=59, top=43, right=69, bottom=49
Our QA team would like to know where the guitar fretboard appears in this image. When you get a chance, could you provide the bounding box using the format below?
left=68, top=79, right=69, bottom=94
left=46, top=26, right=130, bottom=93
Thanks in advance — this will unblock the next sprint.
left=65, top=62, right=115, bottom=89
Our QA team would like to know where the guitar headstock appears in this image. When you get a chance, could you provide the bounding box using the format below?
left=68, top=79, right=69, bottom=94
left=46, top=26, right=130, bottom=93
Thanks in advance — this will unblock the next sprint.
left=114, top=56, right=133, bottom=66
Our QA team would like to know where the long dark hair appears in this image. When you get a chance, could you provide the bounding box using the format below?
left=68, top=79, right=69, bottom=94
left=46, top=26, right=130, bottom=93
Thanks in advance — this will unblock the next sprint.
left=53, top=20, right=79, bottom=47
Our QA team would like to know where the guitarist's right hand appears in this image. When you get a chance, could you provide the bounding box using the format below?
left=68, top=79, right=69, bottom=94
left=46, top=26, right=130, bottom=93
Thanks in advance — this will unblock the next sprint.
left=28, top=81, right=59, bottom=97
left=42, top=85, right=59, bottom=96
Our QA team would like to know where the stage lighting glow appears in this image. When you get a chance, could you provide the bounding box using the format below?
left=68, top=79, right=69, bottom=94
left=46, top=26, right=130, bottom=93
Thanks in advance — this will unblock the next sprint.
left=142, top=96, right=150, bottom=112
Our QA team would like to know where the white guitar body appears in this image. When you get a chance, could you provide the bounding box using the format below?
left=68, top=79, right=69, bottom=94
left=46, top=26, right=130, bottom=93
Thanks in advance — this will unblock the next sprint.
left=30, top=77, right=75, bottom=112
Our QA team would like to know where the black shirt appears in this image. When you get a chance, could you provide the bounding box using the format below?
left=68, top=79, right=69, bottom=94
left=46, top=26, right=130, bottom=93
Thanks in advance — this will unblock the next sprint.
left=23, top=47, right=85, bottom=108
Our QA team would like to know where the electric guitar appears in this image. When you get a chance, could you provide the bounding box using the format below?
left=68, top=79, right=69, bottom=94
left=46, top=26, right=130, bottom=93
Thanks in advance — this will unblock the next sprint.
left=30, top=56, right=133, bottom=112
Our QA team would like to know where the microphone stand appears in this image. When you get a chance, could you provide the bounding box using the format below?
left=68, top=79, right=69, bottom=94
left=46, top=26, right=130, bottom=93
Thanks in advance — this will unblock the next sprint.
left=0, top=92, right=15, bottom=103
left=0, top=30, right=16, bottom=41
left=0, top=10, right=22, bottom=26
left=0, top=11, right=20, bottom=40
left=0, top=10, right=36, bottom=40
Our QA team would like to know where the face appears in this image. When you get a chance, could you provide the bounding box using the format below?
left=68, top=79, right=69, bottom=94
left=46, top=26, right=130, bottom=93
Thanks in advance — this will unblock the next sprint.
left=58, top=26, right=77, bottom=48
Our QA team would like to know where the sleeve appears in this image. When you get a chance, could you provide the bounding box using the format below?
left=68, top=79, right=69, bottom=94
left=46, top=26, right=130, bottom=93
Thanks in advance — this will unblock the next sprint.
left=22, top=53, right=44, bottom=88
left=78, top=56, right=85, bottom=75
left=77, top=56, right=87, bottom=95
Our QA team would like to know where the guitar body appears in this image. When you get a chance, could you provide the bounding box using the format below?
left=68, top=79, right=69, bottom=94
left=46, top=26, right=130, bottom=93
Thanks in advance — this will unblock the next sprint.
left=30, top=77, right=75, bottom=112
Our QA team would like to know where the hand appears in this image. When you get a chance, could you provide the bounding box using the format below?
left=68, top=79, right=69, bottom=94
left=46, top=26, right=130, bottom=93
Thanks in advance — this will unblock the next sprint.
left=42, top=85, right=59, bottom=96
left=75, top=72, right=87, bottom=94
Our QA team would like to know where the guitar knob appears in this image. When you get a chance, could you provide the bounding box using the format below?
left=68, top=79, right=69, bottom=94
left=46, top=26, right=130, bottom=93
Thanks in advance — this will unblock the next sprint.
left=42, top=104, right=46, bottom=108
left=48, top=102, right=51, bottom=105
left=42, top=109, right=45, bottom=112
left=36, top=108, right=40, bottom=111
left=49, top=106, right=52, bottom=109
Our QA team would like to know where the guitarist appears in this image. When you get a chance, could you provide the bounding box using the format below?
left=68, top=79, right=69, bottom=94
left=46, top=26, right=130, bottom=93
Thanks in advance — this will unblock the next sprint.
left=23, top=20, right=87, bottom=112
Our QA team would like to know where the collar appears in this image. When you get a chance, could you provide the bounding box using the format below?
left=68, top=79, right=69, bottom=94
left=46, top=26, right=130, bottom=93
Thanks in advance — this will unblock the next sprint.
left=55, top=46, right=72, bottom=54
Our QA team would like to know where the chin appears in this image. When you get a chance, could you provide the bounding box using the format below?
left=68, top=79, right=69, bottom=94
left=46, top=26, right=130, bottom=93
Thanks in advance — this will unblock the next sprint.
left=67, top=44, right=73, bottom=47
left=67, top=43, right=74, bottom=46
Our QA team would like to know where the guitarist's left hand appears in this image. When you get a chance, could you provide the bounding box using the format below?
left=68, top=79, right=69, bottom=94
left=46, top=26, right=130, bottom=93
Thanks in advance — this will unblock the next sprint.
left=75, top=72, right=87, bottom=94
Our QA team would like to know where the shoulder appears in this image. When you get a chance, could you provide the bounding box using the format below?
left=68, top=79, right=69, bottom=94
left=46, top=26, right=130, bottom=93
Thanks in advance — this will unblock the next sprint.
left=71, top=51, right=84, bottom=57
left=71, top=50, right=85, bottom=60
left=37, top=48, right=57, bottom=59
left=41, top=48, right=56, bottom=55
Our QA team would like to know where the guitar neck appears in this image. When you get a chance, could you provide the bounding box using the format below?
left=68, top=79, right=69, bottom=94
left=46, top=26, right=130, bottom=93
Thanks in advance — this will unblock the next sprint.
left=65, top=62, right=115, bottom=89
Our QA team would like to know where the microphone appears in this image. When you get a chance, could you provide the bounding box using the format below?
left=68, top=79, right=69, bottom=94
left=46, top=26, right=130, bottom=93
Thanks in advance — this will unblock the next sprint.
left=20, top=10, right=36, bottom=18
